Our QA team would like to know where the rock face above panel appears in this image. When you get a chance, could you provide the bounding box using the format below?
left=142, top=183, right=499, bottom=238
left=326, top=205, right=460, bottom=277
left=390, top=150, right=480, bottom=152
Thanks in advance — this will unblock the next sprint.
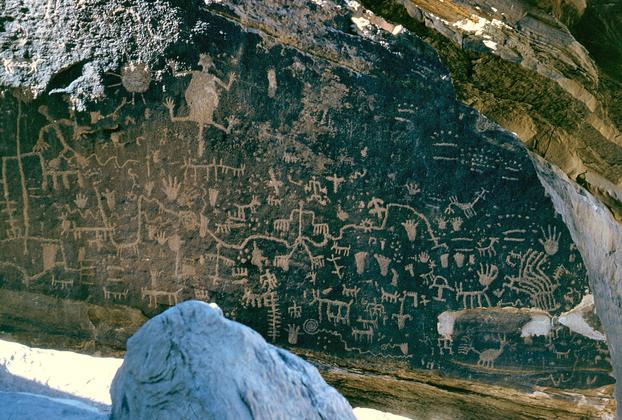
left=0, top=0, right=612, bottom=400
left=110, top=300, right=355, bottom=420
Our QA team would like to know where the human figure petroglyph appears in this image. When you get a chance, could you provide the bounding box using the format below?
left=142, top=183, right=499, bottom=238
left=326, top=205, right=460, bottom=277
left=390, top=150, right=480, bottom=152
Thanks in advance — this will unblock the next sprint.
left=267, top=169, right=283, bottom=195
left=267, top=68, right=278, bottom=98
left=326, top=173, right=345, bottom=194
left=288, top=301, right=302, bottom=318
left=392, top=298, right=412, bottom=330
left=164, top=54, right=238, bottom=157
left=305, top=271, right=317, bottom=285
left=367, top=197, right=386, bottom=219
left=259, top=270, right=278, bottom=291
left=327, top=254, right=345, bottom=279
left=304, top=176, right=328, bottom=205
left=251, top=242, right=267, bottom=270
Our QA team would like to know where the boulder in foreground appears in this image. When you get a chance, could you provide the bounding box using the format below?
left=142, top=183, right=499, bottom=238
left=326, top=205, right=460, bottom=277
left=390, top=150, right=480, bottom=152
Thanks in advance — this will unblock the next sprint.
left=110, top=300, right=355, bottom=420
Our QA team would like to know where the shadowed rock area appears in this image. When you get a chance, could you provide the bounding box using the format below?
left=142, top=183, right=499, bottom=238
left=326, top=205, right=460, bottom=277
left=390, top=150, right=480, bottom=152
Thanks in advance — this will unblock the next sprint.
left=359, top=0, right=622, bottom=223
left=110, top=300, right=356, bottom=419
left=0, top=0, right=617, bottom=417
left=0, top=392, right=106, bottom=420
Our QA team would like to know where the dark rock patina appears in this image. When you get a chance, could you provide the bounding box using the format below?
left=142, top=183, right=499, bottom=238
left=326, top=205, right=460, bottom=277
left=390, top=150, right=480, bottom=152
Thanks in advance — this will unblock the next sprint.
left=0, top=0, right=614, bottom=416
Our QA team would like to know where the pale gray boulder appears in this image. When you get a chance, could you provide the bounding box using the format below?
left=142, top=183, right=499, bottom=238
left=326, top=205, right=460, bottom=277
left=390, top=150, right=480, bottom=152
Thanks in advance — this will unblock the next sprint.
left=110, top=300, right=355, bottom=420
left=0, top=391, right=107, bottom=420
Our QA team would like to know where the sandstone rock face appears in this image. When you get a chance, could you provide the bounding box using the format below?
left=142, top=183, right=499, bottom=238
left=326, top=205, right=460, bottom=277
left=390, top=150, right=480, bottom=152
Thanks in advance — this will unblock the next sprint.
left=110, top=300, right=355, bottom=420
left=0, top=0, right=614, bottom=414
left=360, top=0, right=622, bottom=222
left=533, top=152, right=622, bottom=414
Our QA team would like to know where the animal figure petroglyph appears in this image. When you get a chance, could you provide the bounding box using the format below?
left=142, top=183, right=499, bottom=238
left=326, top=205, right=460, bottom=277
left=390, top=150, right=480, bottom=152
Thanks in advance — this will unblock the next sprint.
left=445, top=188, right=487, bottom=218
left=455, top=282, right=491, bottom=308
left=467, top=336, right=508, bottom=369
left=310, top=290, right=352, bottom=325
left=141, top=287, right=183, bottom=308
left=352, top=327, right=374, bottom=343
left=380, top=287, right=400, bottom=303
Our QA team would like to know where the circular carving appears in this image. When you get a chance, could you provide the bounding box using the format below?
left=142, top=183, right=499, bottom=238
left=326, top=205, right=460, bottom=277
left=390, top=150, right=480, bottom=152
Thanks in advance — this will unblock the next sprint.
left=303, top=319, right=319, bottom=335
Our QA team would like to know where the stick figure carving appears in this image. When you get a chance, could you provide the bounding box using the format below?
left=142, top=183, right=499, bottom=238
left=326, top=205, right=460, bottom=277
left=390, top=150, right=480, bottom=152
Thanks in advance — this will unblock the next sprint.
left=164, top=54, right=238, bottom=157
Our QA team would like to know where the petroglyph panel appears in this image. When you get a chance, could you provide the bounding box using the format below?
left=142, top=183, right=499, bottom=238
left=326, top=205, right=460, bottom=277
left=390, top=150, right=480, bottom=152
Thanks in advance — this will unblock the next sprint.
left=0, top=5, right=611, bottom=390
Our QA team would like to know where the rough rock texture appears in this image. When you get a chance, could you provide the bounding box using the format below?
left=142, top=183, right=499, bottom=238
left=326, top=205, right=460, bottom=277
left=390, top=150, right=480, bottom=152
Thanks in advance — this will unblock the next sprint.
left=0, top=0, right=185, bottom=109
left=0, top=288, right=146, bottom=354
left=310, top=349, right=615, bottom=419
left=532, top=151, right=622, bottom=415
left=0, top=0, right=615, bottom=416
left=359, top=0, right=622, bottom=222
left=110, top=300, right=355, bottom=420
left=0, top=391, right=107, bottom=420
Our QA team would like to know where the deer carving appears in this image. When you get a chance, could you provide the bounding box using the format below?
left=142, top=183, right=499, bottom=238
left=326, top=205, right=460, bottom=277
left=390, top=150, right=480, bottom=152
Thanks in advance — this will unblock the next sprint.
left=470, top=335, right=508, bottom=369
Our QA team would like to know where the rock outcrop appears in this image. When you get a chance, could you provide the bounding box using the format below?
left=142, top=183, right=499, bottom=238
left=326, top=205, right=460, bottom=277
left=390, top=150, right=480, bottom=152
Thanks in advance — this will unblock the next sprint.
left=0, top=0, right=616, bottom=416
left=110, top=300, right=355, bottom=419
left=0, top=392, right=107, bottom=420
left=533, top=152, right=622, bottom=414
left=359, top=0, right=622, bottom=222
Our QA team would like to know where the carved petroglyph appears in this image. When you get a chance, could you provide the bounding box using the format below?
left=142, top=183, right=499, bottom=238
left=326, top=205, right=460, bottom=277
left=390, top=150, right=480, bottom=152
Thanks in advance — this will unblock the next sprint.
left=0, top=40, right=601, bottom=389
left=504, top=249, right=560, bottom=311
left=165, top=54, right=237, bottom=156
left=310, top=290, right=353, bottom=325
